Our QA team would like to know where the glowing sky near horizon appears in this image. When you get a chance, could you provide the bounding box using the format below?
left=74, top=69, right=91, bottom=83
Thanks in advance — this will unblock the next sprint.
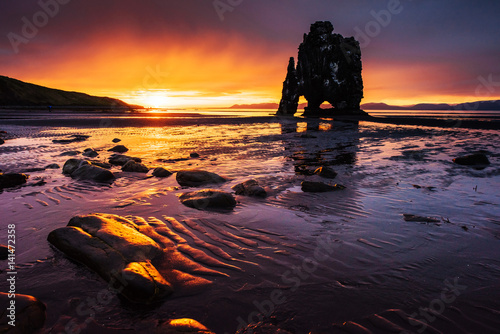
left=0, top=0, right=499, bottom=108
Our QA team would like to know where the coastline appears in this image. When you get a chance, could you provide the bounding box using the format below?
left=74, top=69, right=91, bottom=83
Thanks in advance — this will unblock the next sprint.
left=0, top=109, right=499, bottom=130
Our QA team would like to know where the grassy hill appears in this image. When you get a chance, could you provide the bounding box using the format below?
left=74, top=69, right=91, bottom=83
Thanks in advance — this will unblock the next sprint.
left=0, top=76, right=134, bottom=109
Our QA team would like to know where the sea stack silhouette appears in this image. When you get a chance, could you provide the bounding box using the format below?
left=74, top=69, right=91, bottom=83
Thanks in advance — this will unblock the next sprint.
left=277, top=21, right=365, bottom=116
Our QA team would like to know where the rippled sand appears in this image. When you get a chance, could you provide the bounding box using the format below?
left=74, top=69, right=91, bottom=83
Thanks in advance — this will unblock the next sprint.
left=0, top=115, right=499, bottom=333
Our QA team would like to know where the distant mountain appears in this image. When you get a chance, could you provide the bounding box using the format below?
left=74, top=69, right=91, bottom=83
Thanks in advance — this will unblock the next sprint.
left=362, top=100, right=500, bottom=111
left=454, top=100, right=500, bottom=111
left=228, top=102, right=308, bottom=109
left=228, top=103, right=279, bottom=109
left=0, top=76, right=135, bottom=109
left=360, top=103, right=405, bottom=110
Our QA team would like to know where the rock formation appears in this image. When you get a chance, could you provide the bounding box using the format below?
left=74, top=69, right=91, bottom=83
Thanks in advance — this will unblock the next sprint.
left=48, top=213, right=235, bottom=304
left=277, top=21, right=364, bottom=115
left=277, top=57, right=300, bottom=115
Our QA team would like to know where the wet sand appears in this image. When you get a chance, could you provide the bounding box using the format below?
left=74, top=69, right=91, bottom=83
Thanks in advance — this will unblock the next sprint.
left=0, top=113, right=499, bottom=333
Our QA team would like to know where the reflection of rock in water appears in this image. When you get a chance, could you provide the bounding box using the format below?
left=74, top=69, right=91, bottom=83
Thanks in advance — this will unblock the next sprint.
left=278, top=119, right=360, bottom=176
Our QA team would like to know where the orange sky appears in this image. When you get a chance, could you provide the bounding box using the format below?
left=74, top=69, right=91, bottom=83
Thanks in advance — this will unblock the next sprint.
left=1, top=1, right=499, bottom=109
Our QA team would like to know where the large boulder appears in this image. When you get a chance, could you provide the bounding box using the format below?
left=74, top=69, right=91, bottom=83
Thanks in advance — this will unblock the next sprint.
left=179, top=189, right=236, bottom=210
left=0, top=173, right=28, bottom=189
left=232, top=180, right=267, bottom=198
left=122, top=160, right=149, bottom=173
left=276, top=21, right=364, bottom=115
left=176, top=170, right=227, bottom=187
left=0, top=292, right=46, bottom=334
left=301, top=181, right=345, bottom=192
left=109, top=154, right=142, bottom=166
left=47, top=213, right=173, bottom=303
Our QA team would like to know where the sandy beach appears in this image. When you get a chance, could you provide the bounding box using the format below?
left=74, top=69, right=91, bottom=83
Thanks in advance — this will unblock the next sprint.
left=0, top=111, right=499, bottom=333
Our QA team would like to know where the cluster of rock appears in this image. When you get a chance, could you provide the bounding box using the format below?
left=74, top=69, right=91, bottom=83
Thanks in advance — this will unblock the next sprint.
left=277, top=21, right=364, bottom=116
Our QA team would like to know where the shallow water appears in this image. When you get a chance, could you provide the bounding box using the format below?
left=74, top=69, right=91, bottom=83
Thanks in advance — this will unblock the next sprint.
left=0, top=115, right=499, bottom=333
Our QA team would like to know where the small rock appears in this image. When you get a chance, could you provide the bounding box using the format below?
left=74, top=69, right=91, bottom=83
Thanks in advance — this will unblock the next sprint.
left=0, top=138, right=4, bottom=145
left=236, top=322, right=293, bottom=334
left=122, top=160, right=149, bottom=173
left=62, top=159, right=90, bottom=175
left=112, top=138, right=121, bottom=143
left=301, top=181, right=345, bottom=192
left=179, top=189, right=236, bottom=210
left=71, top=165, right=115, bottom=183
left=453, top=153, right=490, bottom=167
left=176, top=170, right=227, bottom=187
left=0, top=173, right=29, bottom=189
left=403, top=214, right=440, bottom=223
left=294, top=165, right=316, bottom=176
left=0, top=244, right=9, bottom=260
left=89, top=161, right=112, bottom=169
left=298, top=133, right=317, bottom=139
left=232, top=180, right=267, bottom=198
left=314, top=166, right=337, bottom=179
left=190, top=152, right=200, bottom=158
left=52, top=134, right=90, bottom=144
left=108, top=145, right=129, bottom=153
left=109, top=154, right=142, bottom=166
left=82, top=148, right=99, bottom=158
left=23, top=167, right=46, bottom=173
left=45, top=164, right=60, bottom=169
left=0, top=292, right=46, bottom=333
left=159, top=319, right=215, bottom=334
left=59, top=150, right=81, bottom=156
left=153, top=167, right=173, bottom=178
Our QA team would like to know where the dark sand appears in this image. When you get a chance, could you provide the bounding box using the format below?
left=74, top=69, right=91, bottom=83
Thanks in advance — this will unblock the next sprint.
left=0, top=111, right=499, bottom=333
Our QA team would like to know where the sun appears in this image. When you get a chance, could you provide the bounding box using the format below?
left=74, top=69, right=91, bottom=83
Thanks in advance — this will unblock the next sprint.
left=135, top=90, right=171, bottom=108
left=144, top=93, right=170, bottom=108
